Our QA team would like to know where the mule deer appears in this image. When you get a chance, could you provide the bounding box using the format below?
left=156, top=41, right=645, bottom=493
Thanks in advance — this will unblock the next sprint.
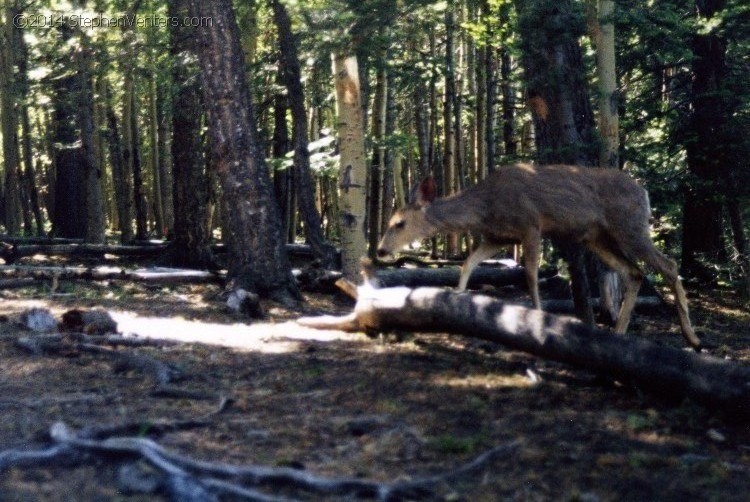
left=377, top=163, right=701, bottom=350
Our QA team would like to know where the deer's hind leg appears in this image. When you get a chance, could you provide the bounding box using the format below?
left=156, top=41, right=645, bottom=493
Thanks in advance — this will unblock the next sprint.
left=522, top=230, right=542, bottom=309
left=586, top=240, right=644, bottom=335
left=625, top=238, right=701, bottom=350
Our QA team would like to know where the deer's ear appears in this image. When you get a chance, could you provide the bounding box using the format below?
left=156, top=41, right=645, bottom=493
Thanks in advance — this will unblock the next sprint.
left=416, top=176, right=437, bottom=205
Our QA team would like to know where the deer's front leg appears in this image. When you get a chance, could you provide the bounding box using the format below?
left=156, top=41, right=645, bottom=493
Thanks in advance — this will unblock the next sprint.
left=458, top=241, right=503, bottom=291
left=522, top=231, right=542, bottom=309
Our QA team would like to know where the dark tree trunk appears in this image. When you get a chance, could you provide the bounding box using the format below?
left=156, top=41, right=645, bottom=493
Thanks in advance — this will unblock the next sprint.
left=130, top=91, right=149, bottom=241
left=271, top=79, right=292, bottom=242
left=77, top=41, right=105, bottom=244
left=271, top=0, right=336, bottom=267
left=516, top=0, right=599, bottom=326
left=189, top=0, right=299, bottom=301
left=485, top=46, right=497, bottom=173
left=681, top=0, right=728, bottom=278
left=500, top=48, right=516, bottom=157
left=104, top=84, right=133, bottom=243
left=168, top=0, right=214, bottom=269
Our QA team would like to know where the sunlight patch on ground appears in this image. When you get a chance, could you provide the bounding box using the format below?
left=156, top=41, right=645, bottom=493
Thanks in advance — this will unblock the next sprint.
left=432, top=373, right=532, bottom=390
left=110, top=311, right=368, bottom=354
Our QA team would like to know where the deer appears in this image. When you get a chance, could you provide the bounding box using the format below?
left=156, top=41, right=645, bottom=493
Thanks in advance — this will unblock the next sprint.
left=377, top=163, right=701, bottom=350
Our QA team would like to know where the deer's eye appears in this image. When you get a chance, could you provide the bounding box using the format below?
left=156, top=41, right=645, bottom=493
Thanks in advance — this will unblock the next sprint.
left=394, top=220, right=406, bottom=230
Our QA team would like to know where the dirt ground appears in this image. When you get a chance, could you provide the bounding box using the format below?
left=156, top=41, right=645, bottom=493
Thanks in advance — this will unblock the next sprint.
left=1, top=261, right=749, bottom=501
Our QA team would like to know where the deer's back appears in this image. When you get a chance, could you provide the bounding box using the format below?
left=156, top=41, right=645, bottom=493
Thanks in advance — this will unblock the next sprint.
left=472, top=164, right=650, bottom=241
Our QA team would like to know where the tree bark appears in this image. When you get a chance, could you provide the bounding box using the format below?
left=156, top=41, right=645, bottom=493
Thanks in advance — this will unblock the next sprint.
left=332, top=54, right=369, bottom=279
left=516, top=0, right=599, bottom=326
left=189, top=0, right=299, bottom=301
left=169, top=0, right=214, bottom=269
left=271, top=0, right=337, bottom=267
left=681, top=0, right=729, bottom=278
left=0, top=3, right=21, bottom=235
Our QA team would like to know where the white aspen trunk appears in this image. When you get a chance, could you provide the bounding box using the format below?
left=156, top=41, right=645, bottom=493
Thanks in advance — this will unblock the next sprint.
left=332, top=54, right=368, bottom=279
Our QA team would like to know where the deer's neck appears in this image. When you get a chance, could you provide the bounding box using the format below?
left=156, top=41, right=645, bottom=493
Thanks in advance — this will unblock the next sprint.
left=424, top=192, right=480, bottom=233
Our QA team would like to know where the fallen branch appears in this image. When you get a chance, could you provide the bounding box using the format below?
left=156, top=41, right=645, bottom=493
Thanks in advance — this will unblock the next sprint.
left=37, top=422, right=518, bottom=500
left=298, top=285, right=750, bottom=418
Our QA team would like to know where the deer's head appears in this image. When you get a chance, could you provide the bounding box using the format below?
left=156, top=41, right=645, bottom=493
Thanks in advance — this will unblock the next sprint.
left=377, top=176, right=438, bottom=258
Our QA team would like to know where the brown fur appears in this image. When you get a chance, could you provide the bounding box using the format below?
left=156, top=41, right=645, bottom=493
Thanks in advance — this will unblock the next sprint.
left=378, top=163, right=700, bottom=349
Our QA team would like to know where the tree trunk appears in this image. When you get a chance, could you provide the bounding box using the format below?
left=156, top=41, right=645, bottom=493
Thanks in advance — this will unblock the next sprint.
left=516, top=0, right=599, bottom=326
left=149, top=72, right=164, bottom=238
left=368, top=62, right=387, bottom=256
left=130, top=91, right=149, bottom=241
left=443, top=6, right=457, bottom=257
left=271, top=0, right=337, bottom=267
left=105, top=83, right=133, bottom=243
left=588, top=0, right=622, bottom=324
left=189, top=0, right=299, bottom=301
left=681, top=0, right=728, bottom=279
left=0, top=4, right=21, bottom=235
left=332, top=54, right=369, bottom=279
left=168, top=0, right=214, bottom=269
left=13, top=5, right=43, bottom=236
left=77, top=38, right=105, bottom=244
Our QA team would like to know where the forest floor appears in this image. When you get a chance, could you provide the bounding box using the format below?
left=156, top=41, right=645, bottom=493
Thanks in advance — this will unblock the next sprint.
left=1, top=257, right=749, bottom=501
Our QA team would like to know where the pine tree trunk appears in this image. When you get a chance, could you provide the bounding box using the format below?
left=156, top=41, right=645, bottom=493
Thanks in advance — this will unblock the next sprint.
left=78, top=40, right=105, bottom=244
left=332, top=54, right=369, bottom=279
left=105, top=83, right=133, bottom=243
left=168, top=0, right=213, bottom=269
left=1, top=5, right=21, bottom=235
left=368, top=63, right=387, bottom=256
left=516, top=0, right=599, bottom=326
left=443, top=6, right=457, bottom=256
left=681, top=0, right=728, bottom=278
left=130, top=91, right=149, bottom=241
left=189, top=0, right=299, bottom=301
left=271, top=0, right=336, bottom=267
left=149, top=72, right=164, bottom=238
left=14, top=7, right=44, bottom=235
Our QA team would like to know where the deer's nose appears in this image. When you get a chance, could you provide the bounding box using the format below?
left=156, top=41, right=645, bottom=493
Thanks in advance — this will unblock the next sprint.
left=376, top=248, right=388, bottom=258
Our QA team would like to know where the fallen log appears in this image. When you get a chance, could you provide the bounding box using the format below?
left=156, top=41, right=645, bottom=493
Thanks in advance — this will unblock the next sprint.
left=540, top=296, right=662, bottom=314
left=373, top=265, right=558, bottom=289
left=0, top=243, right=168, bottom=264
left=298, top=285, right=750, bottom=418
left=0, top=265, right=223, bottom=284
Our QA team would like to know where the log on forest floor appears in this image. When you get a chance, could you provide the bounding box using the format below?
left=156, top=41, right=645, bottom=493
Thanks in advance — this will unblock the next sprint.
left=0, top=265, right=223, bottom=284
left=298, top=285, right=750, bottom=419
left=372, top=264, right=558, bottom=289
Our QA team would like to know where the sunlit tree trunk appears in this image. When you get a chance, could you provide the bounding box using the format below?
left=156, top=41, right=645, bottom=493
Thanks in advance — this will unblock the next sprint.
left=332, top=54, right=368, bottom=279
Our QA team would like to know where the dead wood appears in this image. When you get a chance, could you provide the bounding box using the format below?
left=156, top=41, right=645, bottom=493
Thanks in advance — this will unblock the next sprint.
left=0, top=264, right=222, bottom=284
left=0, top=421, right=519, bottom=501
left=298, top=285, right=750, bottom=418
left=372, top=264, right=558, bottom=289
left=0, top=277, right=38, bottom=288
left=540, top=296, right=662, bottom=314
left=0, top=243, right=168, bottom=264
